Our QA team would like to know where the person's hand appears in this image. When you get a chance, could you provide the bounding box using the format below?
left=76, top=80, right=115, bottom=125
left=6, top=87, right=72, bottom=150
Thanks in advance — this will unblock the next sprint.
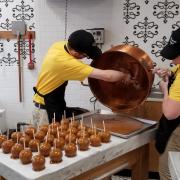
left=153, top=67, right=171, bottom=79
left=159, top=75, right=169, bottom=94
left=119, top=72, right=132, bottom=84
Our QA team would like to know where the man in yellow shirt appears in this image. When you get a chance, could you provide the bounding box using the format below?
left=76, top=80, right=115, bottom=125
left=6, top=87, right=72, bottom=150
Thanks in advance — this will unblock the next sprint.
left=33, top=30, right=131, bottom=125
left=154, top=27, right=180, bottom=180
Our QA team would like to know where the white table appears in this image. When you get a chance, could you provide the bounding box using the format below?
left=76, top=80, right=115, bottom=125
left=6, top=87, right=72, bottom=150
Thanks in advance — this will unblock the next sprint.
left=0, top=122, right=156, bottom=180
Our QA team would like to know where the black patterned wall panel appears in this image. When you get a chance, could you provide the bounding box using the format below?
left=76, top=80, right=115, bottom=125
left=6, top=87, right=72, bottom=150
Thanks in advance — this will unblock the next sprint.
left=151, top=36, right=168, bottom=62
left=0, top=0, right=35, bottom=66
left=122, top=0, right=180, bottom=68
left=0, top=0, right=14, bottom=7
left=133, top=17, right=158, bottom=43
left=12, top=0, right=34, bottom=21
left=122, top=36, right=139, bottom=47
left=153, top=0, right=179, bottom=24
left=123, top=0, right=140, bottom=24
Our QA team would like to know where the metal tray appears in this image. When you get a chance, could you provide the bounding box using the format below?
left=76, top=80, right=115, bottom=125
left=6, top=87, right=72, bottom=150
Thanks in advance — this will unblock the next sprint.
left=75, top=109, right=157, bottom=139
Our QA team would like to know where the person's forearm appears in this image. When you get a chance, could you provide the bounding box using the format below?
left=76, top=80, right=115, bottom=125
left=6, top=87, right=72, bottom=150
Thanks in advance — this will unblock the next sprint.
left=89, top=68, right=126, bottom=82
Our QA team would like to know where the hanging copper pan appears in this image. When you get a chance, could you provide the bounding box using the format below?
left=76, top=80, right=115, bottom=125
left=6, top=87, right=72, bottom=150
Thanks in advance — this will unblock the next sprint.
left=88, top=44, right=155, bottom=111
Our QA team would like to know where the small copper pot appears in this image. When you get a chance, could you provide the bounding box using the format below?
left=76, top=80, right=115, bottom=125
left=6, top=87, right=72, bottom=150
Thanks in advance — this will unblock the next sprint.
left=88, top=44, right=154, bottom=111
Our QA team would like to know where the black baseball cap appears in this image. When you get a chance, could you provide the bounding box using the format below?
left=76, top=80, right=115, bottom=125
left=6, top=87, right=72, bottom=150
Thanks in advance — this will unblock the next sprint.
left=160, top=28, right=180, bottom=60
left=68, top=29, right=102, bottom=60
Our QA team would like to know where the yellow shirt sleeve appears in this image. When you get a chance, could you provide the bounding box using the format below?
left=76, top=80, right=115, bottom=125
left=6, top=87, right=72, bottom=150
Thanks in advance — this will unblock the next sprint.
left=169, top=65, right=180, bottom=101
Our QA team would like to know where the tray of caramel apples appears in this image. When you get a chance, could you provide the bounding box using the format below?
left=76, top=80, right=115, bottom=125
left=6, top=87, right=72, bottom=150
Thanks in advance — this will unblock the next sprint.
left=0, top=112, right=114, bottom=173
left=75, top=109, right=157, bottom=139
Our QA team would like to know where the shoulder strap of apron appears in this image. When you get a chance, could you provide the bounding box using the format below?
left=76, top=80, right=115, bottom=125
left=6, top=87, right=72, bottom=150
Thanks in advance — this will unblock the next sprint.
left=33, top=87, right=45, bottom=97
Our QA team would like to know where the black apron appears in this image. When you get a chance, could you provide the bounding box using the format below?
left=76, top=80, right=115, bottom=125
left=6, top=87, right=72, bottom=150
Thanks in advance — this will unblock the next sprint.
left=33, top=81, right=72, bottom=123
left=155, top=70, right=180, bottom=154
left=33, top=45, right=74, bottom=123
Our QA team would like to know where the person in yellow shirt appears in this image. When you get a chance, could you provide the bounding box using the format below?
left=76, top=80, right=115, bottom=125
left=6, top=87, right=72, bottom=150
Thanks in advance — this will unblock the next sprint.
left=33, top=29, right=132, bottom=125
left=154, top=27, right=180, bottom=180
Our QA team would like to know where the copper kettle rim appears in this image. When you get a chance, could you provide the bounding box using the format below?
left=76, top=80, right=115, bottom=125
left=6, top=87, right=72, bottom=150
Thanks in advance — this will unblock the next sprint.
left=88, top=44, right=154, bottom=111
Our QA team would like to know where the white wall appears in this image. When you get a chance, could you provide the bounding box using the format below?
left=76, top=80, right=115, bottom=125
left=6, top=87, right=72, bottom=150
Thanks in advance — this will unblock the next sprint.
left=0, top=0, right=180, bottom=128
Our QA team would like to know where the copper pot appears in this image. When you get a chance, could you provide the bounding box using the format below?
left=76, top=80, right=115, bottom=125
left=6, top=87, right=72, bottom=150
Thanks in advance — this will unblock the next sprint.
left=88, top=44, right=154, bottom=111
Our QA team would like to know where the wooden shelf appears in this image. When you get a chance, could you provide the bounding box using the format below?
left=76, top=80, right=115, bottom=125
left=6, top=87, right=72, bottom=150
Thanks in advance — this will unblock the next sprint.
left=0, top=31, right=35, bottom=39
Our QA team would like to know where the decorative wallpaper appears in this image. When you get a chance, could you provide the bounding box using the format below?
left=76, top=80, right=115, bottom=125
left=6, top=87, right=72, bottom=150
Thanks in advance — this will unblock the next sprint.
left=0, top=0, right=35, bottom=66
left=122, top=0, right=180, bottom=67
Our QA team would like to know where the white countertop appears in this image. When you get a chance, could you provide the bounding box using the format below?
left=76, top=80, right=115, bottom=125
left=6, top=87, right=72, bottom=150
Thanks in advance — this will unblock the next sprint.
left=169, top=151, right=180, bottom=180
left=0, top=124, right=156, bottom=180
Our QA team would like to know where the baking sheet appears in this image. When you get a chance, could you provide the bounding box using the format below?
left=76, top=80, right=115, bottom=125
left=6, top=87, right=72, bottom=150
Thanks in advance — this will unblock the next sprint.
left=75, top=110, right=157, bottom=138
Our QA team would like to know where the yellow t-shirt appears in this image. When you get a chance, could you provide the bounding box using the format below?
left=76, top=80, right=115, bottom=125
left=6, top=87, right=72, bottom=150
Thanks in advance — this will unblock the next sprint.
left=169, top=64, right=180, bottom=101
left=33, top=41, right=93, bottom=104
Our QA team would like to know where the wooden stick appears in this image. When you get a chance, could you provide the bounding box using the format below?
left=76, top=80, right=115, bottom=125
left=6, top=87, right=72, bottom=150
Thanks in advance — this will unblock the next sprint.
left=64, top=110, right=66, bottom=119
left=103, top=120, right=106, bottom=132
left=57, top=130, right=60, bottom=139
left=81, top=115, right=84, bottom=126
left=94, top=125, right=96, bottom=136
left=33, top=129, right=35, bottom=140
left=7, top=129, right=9, bottom=140
left=83, top=127, right=85, bottom=139
left=54, top=140, right=56, bottom=149
left=72, top=113, right=75, bottom=122
left=17, top=133, right=19, bottom=144
left=23, top=138, right=26, bottom=149
left=69, top=128, right=72, bottom=144
left=53, top=112, right=55, bottom=123
left=37, top=143, right=40, bottom=154
left=91, top=118, right=93, bottom=129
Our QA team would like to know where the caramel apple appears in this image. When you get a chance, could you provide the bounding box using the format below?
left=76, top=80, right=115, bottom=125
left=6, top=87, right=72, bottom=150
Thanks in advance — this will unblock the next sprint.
left=67, top=127, right=78, bottom=135
left=25, top=126, right=36, bottom=138
left=57, top=130, right=67, bottom=139
left=35, top=131, right=46, bottom=142
left=53, top=138, right=65, bottom=150
left=59, top=124, right=69, bottom=131
left=45, top=134, right=54, bottom=146
left=39, top=142, right=51, bottom=157
left=0, top=135, right=7, bottom=148
left=49, top=122, right=59, bottom=129
left=77, top=137, right=89, bottom=151
left=11, top=143, right=23, bottom=159
left=61, top=118, right=69, bottom=126
left=77, top=124, right=86, bottom=131
left=90, top=135, right=101, bottom=147
left=49, top=128, right=57, bottom=137
left=32, top=154, right=45, bottom=171
left=70, top=121, right=78, bottom=128
left=19, top=148, right=32, bottom=164
left=87, top=128, right=94, bottom=136
left=77, top=130, right=89, bottom=139
left=64, top=143, right=77, bottom=157
left=2, top=139, right=14, bottom=153
left=19, top=134, right=31, bottom=147
left=11, top=132, right=23, bottom=143
left=65, top=134, right=76, bottom=144
left=50, top=147, right=62, bottom=163
left=39, top=125, right=49, bottom=134
left=29, top=139, right=40, bottom=152
left=98, top=131, right=111, bottom=143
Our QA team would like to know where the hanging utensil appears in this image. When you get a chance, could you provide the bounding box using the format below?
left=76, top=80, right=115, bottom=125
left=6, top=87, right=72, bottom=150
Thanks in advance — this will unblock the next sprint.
left=17, top=32, right=22, bottom=102
left=12, top=21, right=26, bottom=102
left=27, top=32, right=34, bottom=70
